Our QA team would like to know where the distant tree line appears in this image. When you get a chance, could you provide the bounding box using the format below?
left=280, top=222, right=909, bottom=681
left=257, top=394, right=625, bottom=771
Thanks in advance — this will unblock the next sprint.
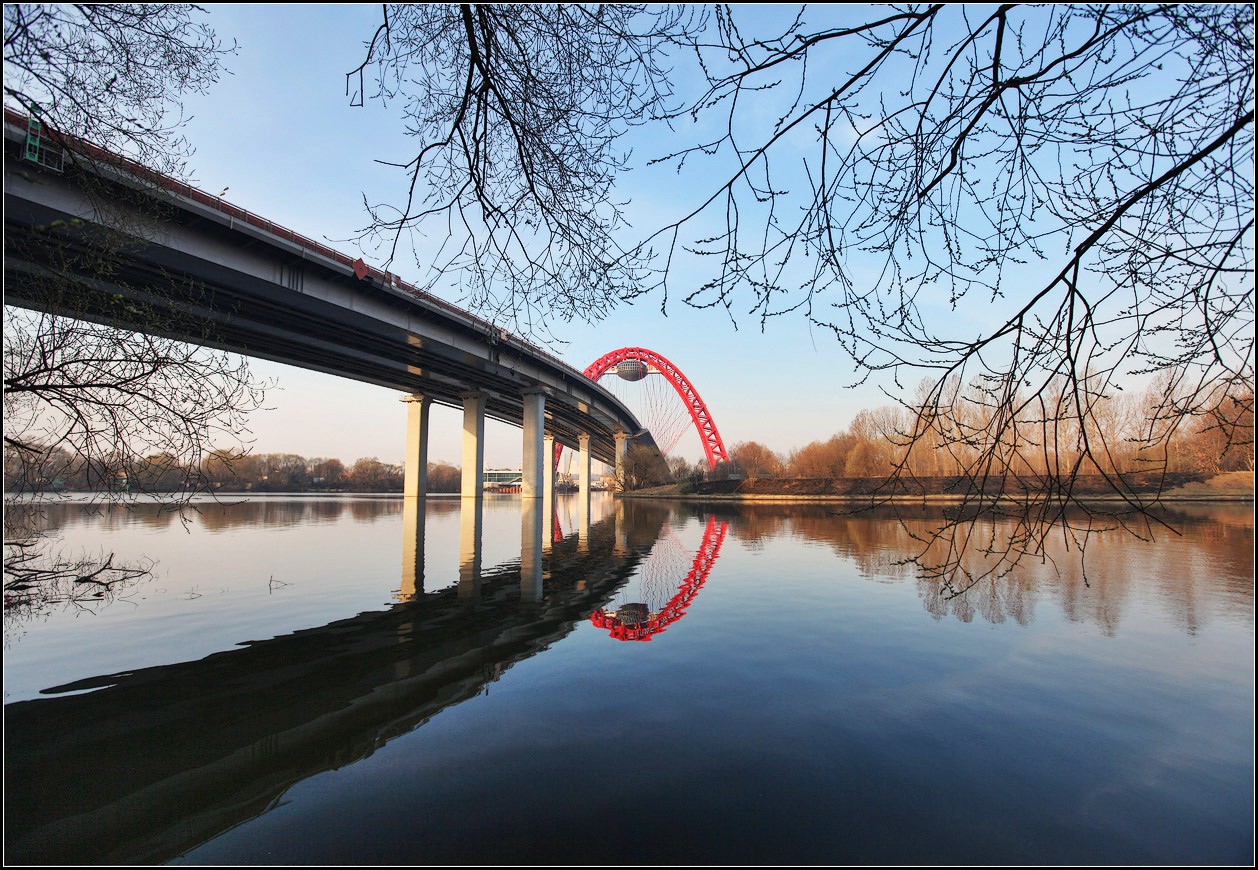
left=712, top=375, right=1254, bottom=484
left=4, top=449, right=462, bottom=494
left=8, top=375, right=1250, bottom=495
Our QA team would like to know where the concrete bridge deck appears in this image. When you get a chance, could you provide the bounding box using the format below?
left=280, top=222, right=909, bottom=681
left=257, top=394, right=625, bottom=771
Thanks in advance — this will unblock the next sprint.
left=3, top=108, right=643, bottom=468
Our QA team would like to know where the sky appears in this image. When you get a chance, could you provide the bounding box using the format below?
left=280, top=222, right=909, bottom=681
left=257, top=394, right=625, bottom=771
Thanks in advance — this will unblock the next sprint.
left=10, top=5, right=1246, bottom=471
left=162, top=4, right=902, bottom=470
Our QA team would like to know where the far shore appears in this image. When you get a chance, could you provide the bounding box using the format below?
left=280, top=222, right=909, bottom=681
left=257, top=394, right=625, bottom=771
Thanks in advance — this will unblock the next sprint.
left=620, top=470, right=1255, bottom=504
left=7, top=472, right=1252, bottom=504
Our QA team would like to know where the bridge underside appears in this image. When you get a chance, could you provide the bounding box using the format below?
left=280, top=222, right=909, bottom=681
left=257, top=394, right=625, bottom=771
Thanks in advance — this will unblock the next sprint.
left=3, top=166, right=640, bottom=464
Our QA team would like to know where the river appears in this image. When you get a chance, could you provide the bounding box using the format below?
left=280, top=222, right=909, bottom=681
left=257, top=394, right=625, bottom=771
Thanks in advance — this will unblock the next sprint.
left=3, top=494, right=1253, bottom=864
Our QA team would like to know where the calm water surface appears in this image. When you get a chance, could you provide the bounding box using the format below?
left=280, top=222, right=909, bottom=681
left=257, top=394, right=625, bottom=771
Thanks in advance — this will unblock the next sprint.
left=4, top=495, right=1253, bottom=865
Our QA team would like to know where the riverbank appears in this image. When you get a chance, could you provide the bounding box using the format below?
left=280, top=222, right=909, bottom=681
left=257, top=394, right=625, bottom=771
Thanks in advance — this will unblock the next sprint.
left=620, top=471, right=1255, bottom=503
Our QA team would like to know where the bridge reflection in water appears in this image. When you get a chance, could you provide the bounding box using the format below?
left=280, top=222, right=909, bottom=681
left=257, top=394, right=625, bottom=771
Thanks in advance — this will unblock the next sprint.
left=4, top=498, right=724, bottom=866
left=590, top=515, right=729, bottom=642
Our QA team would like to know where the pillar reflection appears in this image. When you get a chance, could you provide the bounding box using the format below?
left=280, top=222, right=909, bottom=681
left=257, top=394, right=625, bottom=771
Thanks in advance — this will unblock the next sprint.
left=520, top=498, right=544, bottom=602
left=399, top=496, right=426, bottom=600
left=614, top=498, right=627, bottom=557
left=578, top=494, right=591, bottom=553
left=542, top=433, right=555, bottom=552
left=457, top=497, right=484, bottom=599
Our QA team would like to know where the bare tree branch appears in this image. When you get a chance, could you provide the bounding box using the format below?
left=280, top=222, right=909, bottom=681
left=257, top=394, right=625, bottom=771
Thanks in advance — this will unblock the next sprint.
left=3, top=4, right=265, bottom=617
left=349, top=4, right=1253, bottom=584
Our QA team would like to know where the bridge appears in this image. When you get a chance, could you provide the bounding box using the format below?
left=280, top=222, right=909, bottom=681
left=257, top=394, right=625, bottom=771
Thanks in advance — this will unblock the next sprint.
left=2, top=108, right=649, bottom=502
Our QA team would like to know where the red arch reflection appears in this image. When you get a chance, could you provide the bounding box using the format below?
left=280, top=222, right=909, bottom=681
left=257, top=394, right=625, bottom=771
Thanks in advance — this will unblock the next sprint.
left=590, top=516, right=729, bottom=642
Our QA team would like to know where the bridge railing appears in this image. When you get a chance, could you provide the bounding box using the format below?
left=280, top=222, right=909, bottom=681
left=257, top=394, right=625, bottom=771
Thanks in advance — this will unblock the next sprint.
left=3, top=107, right=588, bottom=386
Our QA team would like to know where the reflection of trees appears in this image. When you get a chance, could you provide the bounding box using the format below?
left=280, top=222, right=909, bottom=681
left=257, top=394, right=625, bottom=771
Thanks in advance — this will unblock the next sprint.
left=707, top=502, right=1253, bottom=633
left=2, top=504, right=151, bottom=636
left=5, top=498, right=459, bottom=631
left=713, top=508, right=789, bottom=552
left=349, top=498, right=400, bottom=524
left=197, top=500, right=314, bottom=531
left=6, top=496, right=460, bottom=536
left=193, top=497, right=446, bottom=531
left=193, top=497, right=462, bottom=531
left=916, top=557, right=1042, bottom=627
left=614, top=500, right=675, bottom=551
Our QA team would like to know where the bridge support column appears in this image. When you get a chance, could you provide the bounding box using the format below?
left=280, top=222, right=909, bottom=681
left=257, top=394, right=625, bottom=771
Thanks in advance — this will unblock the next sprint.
left=542, top=433, right=555, bottom=550
left=461, top=391, right=486, bottom=499
left=400, top=394, right=431, bottom=599
left=578, top=433, right=591, bottom=552
left=613, top=431, right=630, bottom=491
left=578, top=433, right=592, bottom=497
left=521, top=390, right=545, bottom=499
left=403, top=394, right=431, bottom=500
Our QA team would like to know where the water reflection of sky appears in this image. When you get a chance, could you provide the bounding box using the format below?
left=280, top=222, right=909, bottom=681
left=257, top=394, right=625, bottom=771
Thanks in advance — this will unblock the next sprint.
left=3, top=495, right=1253, bottom=865
left=4, top=497, right=1252, bottom=702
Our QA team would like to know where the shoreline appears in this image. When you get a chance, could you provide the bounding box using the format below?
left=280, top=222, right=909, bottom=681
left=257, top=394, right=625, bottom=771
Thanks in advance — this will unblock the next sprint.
left=618, top=491, right=1254, bottom=504
left=619, top=470, right=1255, bottom=505
left=7, top=472, right=1252, bottom=505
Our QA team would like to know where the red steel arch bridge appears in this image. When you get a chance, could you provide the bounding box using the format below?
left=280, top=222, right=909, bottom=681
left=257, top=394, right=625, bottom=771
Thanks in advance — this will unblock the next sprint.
left=557, top=346, right=730, bottom=474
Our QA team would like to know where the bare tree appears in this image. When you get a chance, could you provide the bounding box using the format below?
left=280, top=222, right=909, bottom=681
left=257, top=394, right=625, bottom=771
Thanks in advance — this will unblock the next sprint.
left=4, top=286, right=265, bottom=499
left=667, top=454, right=695, bottom=482
left=2, top=278, right=267, bottom=607
left=729, top=440, right=783, bottom=479
left=3, top=4, right=263, bottom=611
left=617, top=442, right=672, bottom=491
left=3, top=3, right=232, bottom=174
left=346, top=4, right=706, bottom=340
left=661, top=4, right=1252, bottom=512
left=350, top=4, right=1253, bottom=584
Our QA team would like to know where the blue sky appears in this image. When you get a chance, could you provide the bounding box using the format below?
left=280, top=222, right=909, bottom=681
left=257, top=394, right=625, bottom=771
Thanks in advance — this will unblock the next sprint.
left=167, top=3, right=1138, bottom=472
left=169, top=4, right=906, bottom=469
left=12, top=5, right=1245, bottom=469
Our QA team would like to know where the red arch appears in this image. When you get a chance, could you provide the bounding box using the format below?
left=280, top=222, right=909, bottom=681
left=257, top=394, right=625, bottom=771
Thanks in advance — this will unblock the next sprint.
left=557, top=346, right=729, bottom=471
left=590, top=516, right=728, bottom=642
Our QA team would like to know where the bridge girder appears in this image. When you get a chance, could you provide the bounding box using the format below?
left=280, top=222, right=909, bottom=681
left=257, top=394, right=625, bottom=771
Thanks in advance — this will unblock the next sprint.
left=3, top=120, right=641, bottom=464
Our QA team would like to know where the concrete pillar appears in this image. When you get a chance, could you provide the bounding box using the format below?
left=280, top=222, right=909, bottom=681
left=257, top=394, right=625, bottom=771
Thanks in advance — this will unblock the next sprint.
left=400, top=394, right=430, bottom=601
left=578, top=434, right=591, bottom=552
left=402, top=394, right=431, bottom=500
left=461, top=391, right=486, bottom=499
left=520, top=497, right=543, bottom=602
left=577, top=433, right=591, bottom=497
left=613, top=431, right=630, bottom=491
left=542, top=433, right=555, bottom=549
left=457, top=497, right=483, bottom=600
left=521, top=390, right=545, bottom=499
